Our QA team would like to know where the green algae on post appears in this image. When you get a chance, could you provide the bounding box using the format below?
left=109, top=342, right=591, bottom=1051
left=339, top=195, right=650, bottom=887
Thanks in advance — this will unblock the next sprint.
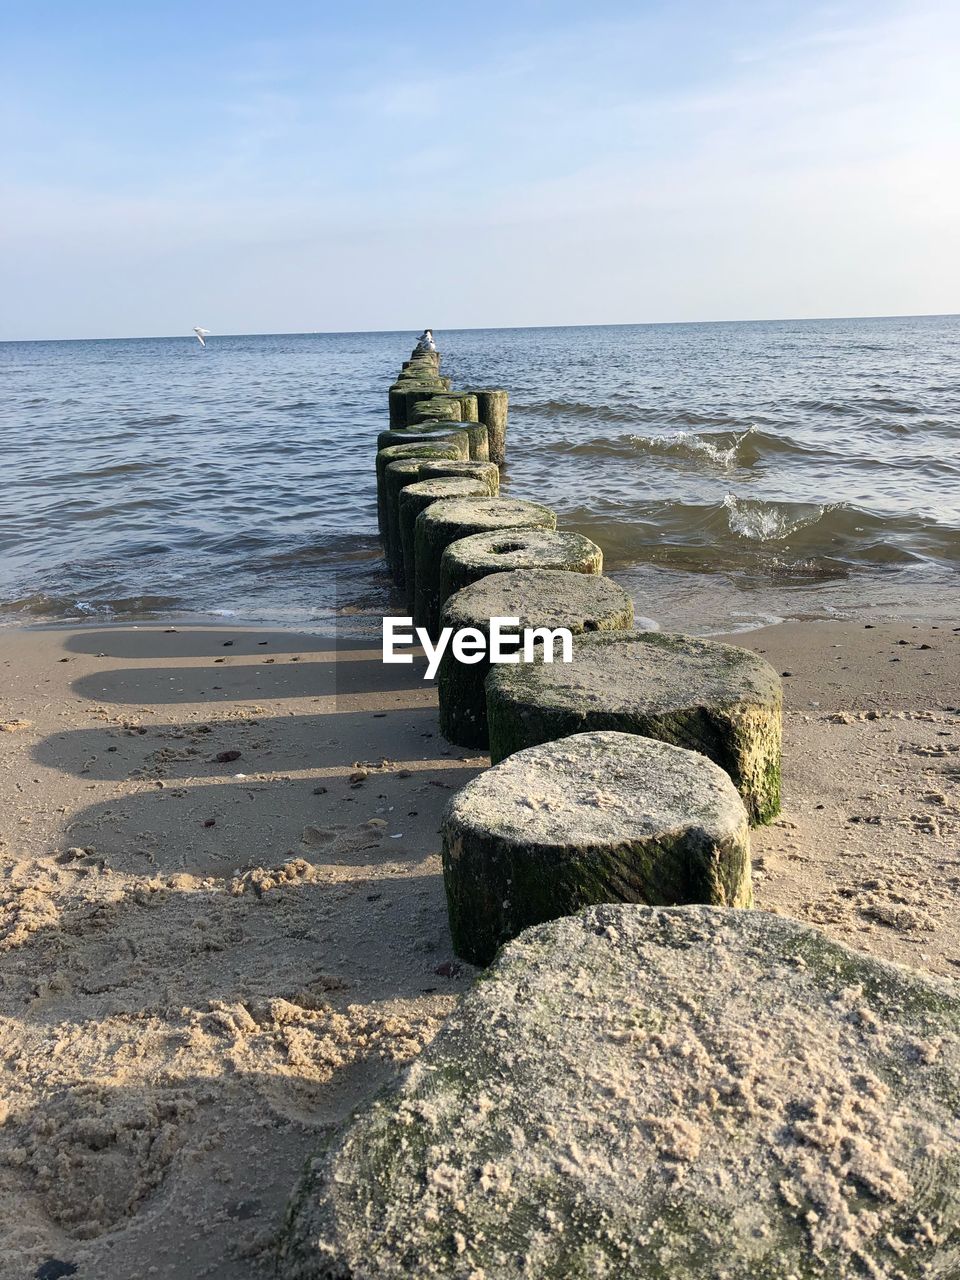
left=382, top=459, right=432, bottom=582
left=437, top=568, right=633, bottom=749
left=412, top=496, right=557, bottom=639
left=376, top=426, right=469, bottom=457
left=486, top=629, right=783, bottom=824
left=456, top=422, right=489, bottom=461
left=467, top=388, right=509, bottom=463
left=442, top=731, right=753, bottom=964
left=408, top=398, right=463, bottom=424
left=375, top=442, right=463, bottom=541
left=389, top=381, right=444, bottom=427
left=401, top=389, right=479, bottom=426
left=438, top=528, right=603, bottom=612
left=418, top=459, right=500, bottom=496
left=397, top=480, right=491, bottom=611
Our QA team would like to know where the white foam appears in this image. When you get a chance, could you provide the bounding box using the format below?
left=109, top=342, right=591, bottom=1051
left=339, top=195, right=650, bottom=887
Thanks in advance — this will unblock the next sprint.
left=723, top=494, right=824, bottom=542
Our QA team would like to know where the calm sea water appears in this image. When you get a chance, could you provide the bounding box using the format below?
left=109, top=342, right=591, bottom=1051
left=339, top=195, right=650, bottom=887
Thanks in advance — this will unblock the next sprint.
left=1, top=318, right=958, bottom=633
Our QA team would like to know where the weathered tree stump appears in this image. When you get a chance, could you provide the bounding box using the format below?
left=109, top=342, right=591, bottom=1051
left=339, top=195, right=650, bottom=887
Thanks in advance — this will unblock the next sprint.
left=442, top=731, right=752, bottom=963
left=437, top=569, right=633, bottom=748
left=467, top=387, right=509, bottom=463
left=418, top=459, right=500, bottom=496
left=398, top=481, right=491, bottom=608
left=279, top=902, right=960, bottom=1280
left=413, top=497, right=557, bottom=638
left=486, top=630, right=783, bottom=824
left=376, top=442, right=464, bottom=540
left=438, top=528, right=603, bottom=609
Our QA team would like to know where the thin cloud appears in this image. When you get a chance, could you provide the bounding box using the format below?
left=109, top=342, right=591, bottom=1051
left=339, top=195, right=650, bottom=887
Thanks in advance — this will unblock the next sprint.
left=1, top=0, right=957, bottom=338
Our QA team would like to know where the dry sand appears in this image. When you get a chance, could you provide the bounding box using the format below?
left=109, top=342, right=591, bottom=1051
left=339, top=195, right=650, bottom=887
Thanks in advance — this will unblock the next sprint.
left=0, top=615, right=957, bottom=1278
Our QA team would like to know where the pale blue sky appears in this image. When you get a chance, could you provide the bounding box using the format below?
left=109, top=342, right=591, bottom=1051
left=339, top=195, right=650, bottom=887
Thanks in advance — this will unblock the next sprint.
left=2, top=0, right=957, bottom=339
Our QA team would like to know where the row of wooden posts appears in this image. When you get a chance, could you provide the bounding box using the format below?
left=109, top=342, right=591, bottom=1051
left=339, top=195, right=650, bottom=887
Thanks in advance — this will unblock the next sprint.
left=275, top=341, right=932, bottom=1278
left=378, top=338, right=784, bottom=966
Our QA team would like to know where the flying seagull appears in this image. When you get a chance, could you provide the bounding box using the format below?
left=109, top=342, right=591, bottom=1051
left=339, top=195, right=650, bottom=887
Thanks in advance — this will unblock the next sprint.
left=193, top=327, right=210, bottom=347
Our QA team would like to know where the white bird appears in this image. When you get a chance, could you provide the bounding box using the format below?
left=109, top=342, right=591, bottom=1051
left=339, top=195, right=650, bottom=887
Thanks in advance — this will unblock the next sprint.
left=193, top=327, right=210, bottom=347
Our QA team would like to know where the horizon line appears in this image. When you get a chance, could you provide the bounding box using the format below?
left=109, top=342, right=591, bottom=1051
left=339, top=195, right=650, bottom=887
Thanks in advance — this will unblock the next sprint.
left=2, top=310, right=958, bottom=345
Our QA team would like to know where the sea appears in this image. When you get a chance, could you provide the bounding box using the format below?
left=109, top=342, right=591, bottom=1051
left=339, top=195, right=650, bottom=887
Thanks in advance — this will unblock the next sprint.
left=1, top=316, right=958, bottom=635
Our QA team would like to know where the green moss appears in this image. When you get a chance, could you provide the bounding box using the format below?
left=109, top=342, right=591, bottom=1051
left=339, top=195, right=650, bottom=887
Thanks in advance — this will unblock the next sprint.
left=377, top=427, right=469, bottom=453
left=419, top=460, right=500, bottom=496
left=757, top=754, right=782, bottom=824
left=376, top=444, right=462, bottom=540
left=408, top=398, right=462, bottom=424
left=442, top=735, right=752, bottom=965
left=485, top=639, right=782, bottom=825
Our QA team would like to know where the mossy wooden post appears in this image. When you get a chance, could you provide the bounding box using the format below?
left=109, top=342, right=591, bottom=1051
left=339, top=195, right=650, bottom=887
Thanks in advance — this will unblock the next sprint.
left=376, top=430, right=471, bottom=540
left=419, top=460, right=499, bottom=495
left=403, top=352, right=440, bottom=374
left=382, top=459, right=431, bottom=583
left=413, top=497, right=557, bottom=639
left=398, top=480, right=491, bottom=608
left=376, top=427, right=469, bottom=455
left=461, top=422, right=489, bottom=461
left=453, top=392, right=480, bottom=423
left=469, top=388, right=509, bottom=463
left=442, top=731, right=753, bottom=963
left=384, top=455, right=488, bottom=584
left=376, top=442, right=463, bottom=542
left=486, top=630, right=783, bottom=824
left=387, top=386, right=410, bottom=428
left=407, top=420, right=488, bottom=461
left=279, top=903, right=960, bottom=1280
left=402, top=390, right=479, bottom=427
left=389, top=380, right=445, bottom=427
left=399, top=388, right=445, bottom=423
left=408, top=398, right=462, bottom=424
left=437, top=569, right=633, bottom=749
left=438, top=528, right=602, bottom=610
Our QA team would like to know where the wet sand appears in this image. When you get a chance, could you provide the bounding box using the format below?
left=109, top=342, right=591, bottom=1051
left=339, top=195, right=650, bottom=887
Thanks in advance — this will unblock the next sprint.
left=0, top=616, right=958, bottom=1277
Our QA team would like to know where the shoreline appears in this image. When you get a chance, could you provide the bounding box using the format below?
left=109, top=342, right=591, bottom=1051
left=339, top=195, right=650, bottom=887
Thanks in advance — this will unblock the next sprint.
left=0, top=616, right=958, bottom=1275
left=3, top=561, right=959, bottom=641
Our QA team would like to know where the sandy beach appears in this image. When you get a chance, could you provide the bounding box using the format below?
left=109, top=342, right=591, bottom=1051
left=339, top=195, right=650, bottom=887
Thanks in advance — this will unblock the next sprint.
left=0, top=615, right=958, bottom=1278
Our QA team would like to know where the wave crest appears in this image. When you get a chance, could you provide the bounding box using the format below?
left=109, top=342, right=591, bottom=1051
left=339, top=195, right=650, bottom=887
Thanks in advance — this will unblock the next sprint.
left=637, top=425, right=759, bottom=468
left=722, top=494, right=827, bottom=541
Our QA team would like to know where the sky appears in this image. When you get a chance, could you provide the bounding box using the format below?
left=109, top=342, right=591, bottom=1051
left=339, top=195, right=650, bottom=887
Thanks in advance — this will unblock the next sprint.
left=1, top=0, right=958, bottom=340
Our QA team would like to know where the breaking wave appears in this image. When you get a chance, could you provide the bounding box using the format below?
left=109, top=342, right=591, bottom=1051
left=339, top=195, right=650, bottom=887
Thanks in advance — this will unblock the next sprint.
left=633, top=425, right=763, bottom=468
left=722, top=494, right=826, bottom=541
